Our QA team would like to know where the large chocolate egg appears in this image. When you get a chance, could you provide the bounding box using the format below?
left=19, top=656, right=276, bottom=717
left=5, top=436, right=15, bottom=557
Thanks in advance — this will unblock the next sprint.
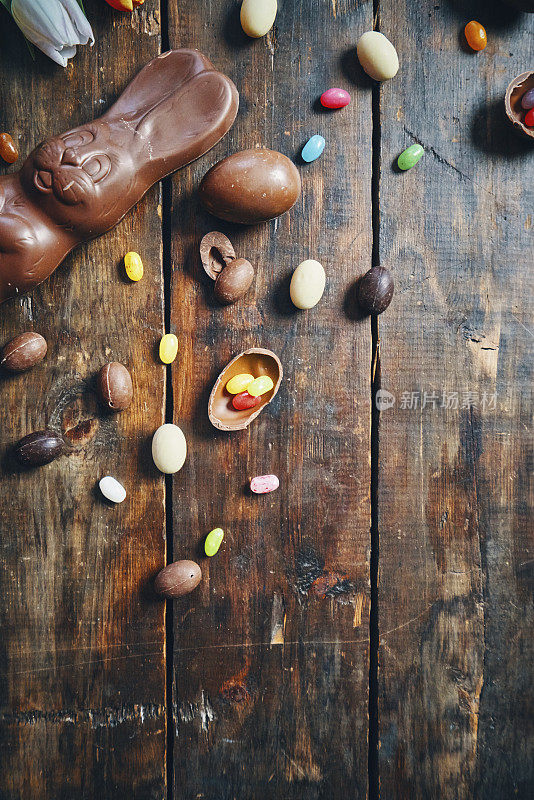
left=198, top=149, right=301, bottom=224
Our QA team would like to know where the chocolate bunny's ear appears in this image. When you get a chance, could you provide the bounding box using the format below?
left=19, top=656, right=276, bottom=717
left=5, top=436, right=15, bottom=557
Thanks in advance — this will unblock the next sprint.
left=104, top=49, right=239, bottom=175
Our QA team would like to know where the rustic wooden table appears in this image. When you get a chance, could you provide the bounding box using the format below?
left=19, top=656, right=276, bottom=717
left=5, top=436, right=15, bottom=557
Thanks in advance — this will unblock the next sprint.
left=0, top=1, right=532, bottom=798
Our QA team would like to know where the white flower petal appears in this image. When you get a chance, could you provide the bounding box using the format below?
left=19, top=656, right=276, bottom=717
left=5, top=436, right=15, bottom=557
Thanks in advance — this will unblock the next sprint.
left=36, top=39, right=69, bottom=67
left=11, top=0, right=94, bottom=63
left=62, top=0, right=94, bottom=44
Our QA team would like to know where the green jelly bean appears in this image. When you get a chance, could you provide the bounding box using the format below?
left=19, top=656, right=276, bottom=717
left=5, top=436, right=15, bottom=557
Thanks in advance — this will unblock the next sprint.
left=397, top=144, right=424, bottom=171
left=205, top=528, right=224, bottom=557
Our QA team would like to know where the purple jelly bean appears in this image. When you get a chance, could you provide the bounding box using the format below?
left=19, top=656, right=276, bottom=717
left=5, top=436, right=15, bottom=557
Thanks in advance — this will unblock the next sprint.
left=521, top=88, right=534, bottom=110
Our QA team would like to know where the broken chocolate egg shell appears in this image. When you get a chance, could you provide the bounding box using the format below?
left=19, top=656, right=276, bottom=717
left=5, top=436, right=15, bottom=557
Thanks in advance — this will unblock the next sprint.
left=200, top=231, right=236, bottom=279
left=208, top=348, right=282, bottom=431
left=505, top=71, right=534, bottom=140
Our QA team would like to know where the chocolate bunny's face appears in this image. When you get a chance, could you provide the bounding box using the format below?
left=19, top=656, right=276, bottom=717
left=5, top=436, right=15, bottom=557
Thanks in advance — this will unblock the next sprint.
left=20, top=122, right=137, bottom=238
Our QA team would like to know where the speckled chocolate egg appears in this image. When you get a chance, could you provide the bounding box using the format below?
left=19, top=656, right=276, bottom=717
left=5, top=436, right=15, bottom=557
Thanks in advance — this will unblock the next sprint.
left=198, top=148, right=301, bottom=224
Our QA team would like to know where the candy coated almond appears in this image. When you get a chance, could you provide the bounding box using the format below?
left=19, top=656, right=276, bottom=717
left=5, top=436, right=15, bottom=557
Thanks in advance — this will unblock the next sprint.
left=250, top=474, right=279, bottom=494
left=226, top=373, right=254, bottom=394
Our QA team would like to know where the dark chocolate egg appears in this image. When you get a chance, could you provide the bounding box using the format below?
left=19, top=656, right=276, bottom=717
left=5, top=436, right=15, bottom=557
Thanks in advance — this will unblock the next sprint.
left=198, top=149, right=301, bottom=224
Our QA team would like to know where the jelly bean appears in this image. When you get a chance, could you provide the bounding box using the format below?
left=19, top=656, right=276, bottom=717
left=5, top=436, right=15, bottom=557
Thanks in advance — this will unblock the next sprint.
left=397, top=143, right=424, bottom=171
left=0, top=132, right=18, bottom=164
left=357, top=31, right=399, bottom=81
left=525, top=108, right=534, bottom=127
left=240, top=0, right=277, bottom=38
left=247, top=375, right=274, bottom=397
left=204, top=527, right=224, bottom=556
left=320, top=88, right=351, bottom=109
left=226, top=373, right=254, bottom=394
left=290, top=259, right=326, bottom=309
left=124, top=251, right=144, bottom=281
left=152, top=423, right=187, bottom=474
left=464, top=21, right=487, bottom=51
left=301, top=135, right=325, bottom=163
left=250, top=474, right=279, bottom=494
left=159, top=333, right=178, bottom=364
left=99, top=476, right=126, bottom=503
left=521, top=88, right=534, bottom=110
left=232, top=391, right=262, bottom=410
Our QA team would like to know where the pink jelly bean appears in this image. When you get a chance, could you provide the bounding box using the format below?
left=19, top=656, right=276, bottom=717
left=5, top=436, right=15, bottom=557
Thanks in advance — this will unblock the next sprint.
left=320, top=88, right=351, bottom=109
left=250, top=474, right=280, bottom=494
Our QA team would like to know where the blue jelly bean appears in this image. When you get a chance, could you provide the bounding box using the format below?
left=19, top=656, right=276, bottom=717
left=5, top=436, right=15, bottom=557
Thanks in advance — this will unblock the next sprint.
left=301, top=135, right=325, bottom=163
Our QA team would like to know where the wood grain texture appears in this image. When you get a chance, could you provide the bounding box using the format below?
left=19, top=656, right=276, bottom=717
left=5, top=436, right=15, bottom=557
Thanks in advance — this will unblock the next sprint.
left=0, top=4, right=165, bottom=798
left=167, top=1, right=373, bottom=798
left=377, top=1, right=533, bottom=797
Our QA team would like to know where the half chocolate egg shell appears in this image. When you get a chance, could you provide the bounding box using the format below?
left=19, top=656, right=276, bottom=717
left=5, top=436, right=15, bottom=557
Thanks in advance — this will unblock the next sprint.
left=208, top=348, right=282, bottom=431
left=505, top=71, right=534, bottom=140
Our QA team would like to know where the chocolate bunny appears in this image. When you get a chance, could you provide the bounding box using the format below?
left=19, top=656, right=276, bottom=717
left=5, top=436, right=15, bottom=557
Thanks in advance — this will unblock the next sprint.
left=0, top=49, right=238, bottom=304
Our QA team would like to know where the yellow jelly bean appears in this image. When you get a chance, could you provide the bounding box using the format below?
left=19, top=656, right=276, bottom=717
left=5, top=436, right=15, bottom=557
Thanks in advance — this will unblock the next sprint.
left=247, top=375, right=274, bottom=397
left=124, top=251, right=144, bottom=281
left=159, top=333, right=178, bottom=364
left=205, top=527, right=224, bottom=557
left=226, top=373, right=254, bottom=394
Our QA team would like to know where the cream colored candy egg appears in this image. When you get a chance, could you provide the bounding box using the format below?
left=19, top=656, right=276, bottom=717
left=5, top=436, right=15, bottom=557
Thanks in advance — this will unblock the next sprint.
left=152, top=423, right=187, bottom=474
left=357, top=31, right=399, bottom=81
left=240, top=0, right=277, bottom=38
left=290, top=260, right=326, bottom=309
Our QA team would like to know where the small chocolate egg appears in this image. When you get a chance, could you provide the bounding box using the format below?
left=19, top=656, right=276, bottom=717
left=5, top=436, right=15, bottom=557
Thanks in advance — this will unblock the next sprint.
left=198, top=149, right=301, bottom=224
left=214, top=258, right=255, bottom=304
left=154, top=560, right=202, bottom=598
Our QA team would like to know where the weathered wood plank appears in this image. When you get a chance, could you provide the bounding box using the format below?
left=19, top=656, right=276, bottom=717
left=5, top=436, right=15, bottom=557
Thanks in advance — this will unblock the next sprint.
left=0, top=5, right=165, bottom=798
left=378, top=1, right=533, bottom=797
left=168, top=1, right=373, bottom=797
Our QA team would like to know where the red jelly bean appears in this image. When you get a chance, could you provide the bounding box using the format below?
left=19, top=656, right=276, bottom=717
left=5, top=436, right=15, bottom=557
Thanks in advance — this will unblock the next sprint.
left=524, top=108, right=534, bottom=127
left=320, top=88, right=351, bottom=109
left=232, top=391, right=262, bottom=410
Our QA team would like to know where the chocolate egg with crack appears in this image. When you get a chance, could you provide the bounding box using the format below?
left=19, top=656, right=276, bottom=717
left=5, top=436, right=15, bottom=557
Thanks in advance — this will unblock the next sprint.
left=208, top=348, right=282, bottom=431
left=198, top=149, right=301, bottom=224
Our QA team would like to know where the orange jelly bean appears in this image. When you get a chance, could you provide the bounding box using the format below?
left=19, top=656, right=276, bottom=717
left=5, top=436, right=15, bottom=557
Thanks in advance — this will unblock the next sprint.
left=0, top=133, right=18, bottom=164
left=464, top=21, right=487, bottom=52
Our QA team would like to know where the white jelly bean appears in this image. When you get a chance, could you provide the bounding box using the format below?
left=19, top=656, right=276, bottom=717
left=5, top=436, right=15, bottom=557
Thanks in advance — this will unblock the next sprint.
left=240, top=0, right=277, bottom=38
left=99, top=476, right=126, bottom=503
left=152, top=423, right=187, bottom=474
left=289, top=260, right=326, bottom=309
left=250, top=474, right=279, bottom=494
left=357, top=31, right=399, bottom=81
